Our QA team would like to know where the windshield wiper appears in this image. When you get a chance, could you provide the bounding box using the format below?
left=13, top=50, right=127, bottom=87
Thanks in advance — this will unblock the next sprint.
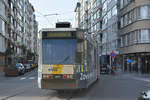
left=58, top=56, right=70, bottom=64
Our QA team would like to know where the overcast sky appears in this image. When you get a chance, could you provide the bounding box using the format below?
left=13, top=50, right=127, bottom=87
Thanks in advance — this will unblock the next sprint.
left=29, top=0, right=79, bottom=30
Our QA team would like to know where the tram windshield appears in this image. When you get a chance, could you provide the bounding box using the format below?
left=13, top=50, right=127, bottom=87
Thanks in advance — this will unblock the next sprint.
left=42, top=39, right=77, bottom=64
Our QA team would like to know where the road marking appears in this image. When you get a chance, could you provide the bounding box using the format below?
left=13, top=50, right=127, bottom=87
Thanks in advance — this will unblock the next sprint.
left=20, top=77, right=26, bottom=80
left=29, top=77, right=35, bottom=80
left=132, top=77, right=150, bottom=82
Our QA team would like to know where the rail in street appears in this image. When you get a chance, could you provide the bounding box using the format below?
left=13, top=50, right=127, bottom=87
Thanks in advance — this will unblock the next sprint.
left=0, top=69, right=150, bottom=100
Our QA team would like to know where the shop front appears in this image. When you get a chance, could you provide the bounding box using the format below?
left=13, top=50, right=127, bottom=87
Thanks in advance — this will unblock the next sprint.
left=122, top=53, right=150, bottom=73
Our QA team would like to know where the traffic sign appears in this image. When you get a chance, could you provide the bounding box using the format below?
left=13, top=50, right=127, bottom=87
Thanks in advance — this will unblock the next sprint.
left=110, top=51, right=116, bottom=59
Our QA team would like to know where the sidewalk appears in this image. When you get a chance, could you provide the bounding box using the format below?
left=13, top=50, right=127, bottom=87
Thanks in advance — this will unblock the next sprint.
left=117, top=71, right=150, bottom=83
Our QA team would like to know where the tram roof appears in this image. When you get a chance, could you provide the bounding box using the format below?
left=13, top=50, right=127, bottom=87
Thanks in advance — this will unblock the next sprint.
left=40, top=28, right=78, bottom=33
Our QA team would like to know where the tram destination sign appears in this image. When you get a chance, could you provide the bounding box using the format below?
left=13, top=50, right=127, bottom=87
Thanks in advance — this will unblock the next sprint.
left=42, top=32, right=75, bottom=39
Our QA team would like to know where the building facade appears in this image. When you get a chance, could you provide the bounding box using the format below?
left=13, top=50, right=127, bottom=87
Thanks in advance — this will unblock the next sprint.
left=33, top=19, right=38, bottom=55
left=7, top=0, right=25, bottom=64
left=120, top=0, right=150, bottom=73
left=0, top=0, right=9, bottom=71
left=0, top=0, right=38, bottom=71
left=78, top=0, right=120, bottom=68
left=74, top=2, right=81, bottom=28
left=101, top=0, right=119, bottom=68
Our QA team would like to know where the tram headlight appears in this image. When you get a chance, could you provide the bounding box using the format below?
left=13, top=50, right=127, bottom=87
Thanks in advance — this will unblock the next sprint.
left=63, top=75, right=67, bottom=79
left=69, top=74, right=73, bottom=79
left=65, top=74, right=73, bottom=79
left=49, top=75, right=53, bottom=79
left=42, top=74, right=49, bottom=79
left=67, top=75, right=70, bottom=79
left=42, top=74, right=46, bottom=79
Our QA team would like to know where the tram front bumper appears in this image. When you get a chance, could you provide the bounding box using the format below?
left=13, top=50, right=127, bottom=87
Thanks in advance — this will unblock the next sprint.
left=41, top=79, right=80, bottom=90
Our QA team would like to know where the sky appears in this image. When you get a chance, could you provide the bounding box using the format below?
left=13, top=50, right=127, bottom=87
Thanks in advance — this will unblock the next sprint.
left=29, top=0, right=79, bottom=30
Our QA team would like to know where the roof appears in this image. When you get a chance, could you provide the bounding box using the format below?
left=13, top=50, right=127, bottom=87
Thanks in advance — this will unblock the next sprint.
left=40, top=28, right=77, bottom=32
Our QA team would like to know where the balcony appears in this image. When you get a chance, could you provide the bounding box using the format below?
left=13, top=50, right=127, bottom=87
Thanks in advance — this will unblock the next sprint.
left=3, top=0, right=9, bottom=8
left=84, top=1, right=88, bottom=11
left=5, top=33, right=9, bottom=39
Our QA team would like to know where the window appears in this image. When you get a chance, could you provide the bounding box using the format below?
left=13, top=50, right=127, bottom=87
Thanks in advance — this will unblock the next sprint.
left=138, top=29, right=150, bottom=43
left=124, top=14, right=128, bottom=26
left=102, top=15, right=107, bottom=30
left=102, top=0, right=106, bottom=4
left=0, top=2, right=5, bottom=17
left=107, top=0, right=111, bottom=4
left=138, top=6, right=150, bottom=19
left=102, top=1, right=107, bottom=16
left=133, top=31, right=137, bottom=43
left=0, top=19, right=5, bottom=35
left=112, top=6, right=117, bottom=16
left=125, top=35, right=128, bottom=46
left=129, top=32, right=133, bottom=45
left=128, top=12, right=132, bottom=24
left=102, top=31, right=107, bottom=44
left=121, top=17, right=123, bottom=28
left=120, top=0, right=134, bottom=9
left=123, top=0, right=128, bottom=7
left=108, top=10, right=111, bottom=20
left=121, top=8, right=137, bottom=28
left=122, top=35, right=125, bottom=47
left=120, top=0, right=123, bottom=9
left=121, top=37, right=123, bottom=47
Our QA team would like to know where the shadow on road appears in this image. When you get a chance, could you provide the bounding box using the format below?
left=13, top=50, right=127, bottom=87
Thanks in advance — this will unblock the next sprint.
left=44, top=80, right=100, bottom=100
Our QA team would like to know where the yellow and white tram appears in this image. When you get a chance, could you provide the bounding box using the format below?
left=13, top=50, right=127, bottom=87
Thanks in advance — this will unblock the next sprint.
left=38, top=22, right=99, bottom=90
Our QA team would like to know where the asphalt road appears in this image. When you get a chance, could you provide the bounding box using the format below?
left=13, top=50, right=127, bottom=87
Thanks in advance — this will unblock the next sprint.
left=0, top=69, right=150, bottom=100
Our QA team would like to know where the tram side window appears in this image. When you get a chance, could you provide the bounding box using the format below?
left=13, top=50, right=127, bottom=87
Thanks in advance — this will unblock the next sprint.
left=76, top=52, right=82, bottom=64
left=76, top=42, right=84, bottom=64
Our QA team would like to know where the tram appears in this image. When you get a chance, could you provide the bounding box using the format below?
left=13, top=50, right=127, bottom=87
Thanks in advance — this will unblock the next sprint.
left=38, top=22, right=99, bottom=90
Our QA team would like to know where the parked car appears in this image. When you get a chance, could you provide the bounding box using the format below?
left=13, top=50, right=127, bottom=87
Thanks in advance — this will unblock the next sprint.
left=27, top=60, right=35, bottom=69
left=4, top=64, right=19, bottom=76
left=138, top=90, right=150, bottom=100
left=16, top=63, right=25, bottom=75
left=24, top=63, right=31, bottom=72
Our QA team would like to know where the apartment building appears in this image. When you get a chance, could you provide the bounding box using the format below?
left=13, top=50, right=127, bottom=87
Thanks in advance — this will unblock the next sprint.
left=120, top=0, right=150, bottom=73
left=0, top=0, right=38, bottom=71
left=0, top=0, right=9, bottom=71
left=78, top=0, right=119, bottom=68
left=33, top=18, right=38, bottom=55
left=7, top=0, right=25, bottom=64
left=101, top=0, right=119, bottom=68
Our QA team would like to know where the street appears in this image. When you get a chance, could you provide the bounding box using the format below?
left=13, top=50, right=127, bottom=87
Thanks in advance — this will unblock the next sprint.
left=0, top=69, right=149, bottom=100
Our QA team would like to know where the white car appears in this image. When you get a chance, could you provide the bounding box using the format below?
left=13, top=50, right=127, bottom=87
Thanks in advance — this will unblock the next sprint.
left=24, top=64, right=31, bottom=72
